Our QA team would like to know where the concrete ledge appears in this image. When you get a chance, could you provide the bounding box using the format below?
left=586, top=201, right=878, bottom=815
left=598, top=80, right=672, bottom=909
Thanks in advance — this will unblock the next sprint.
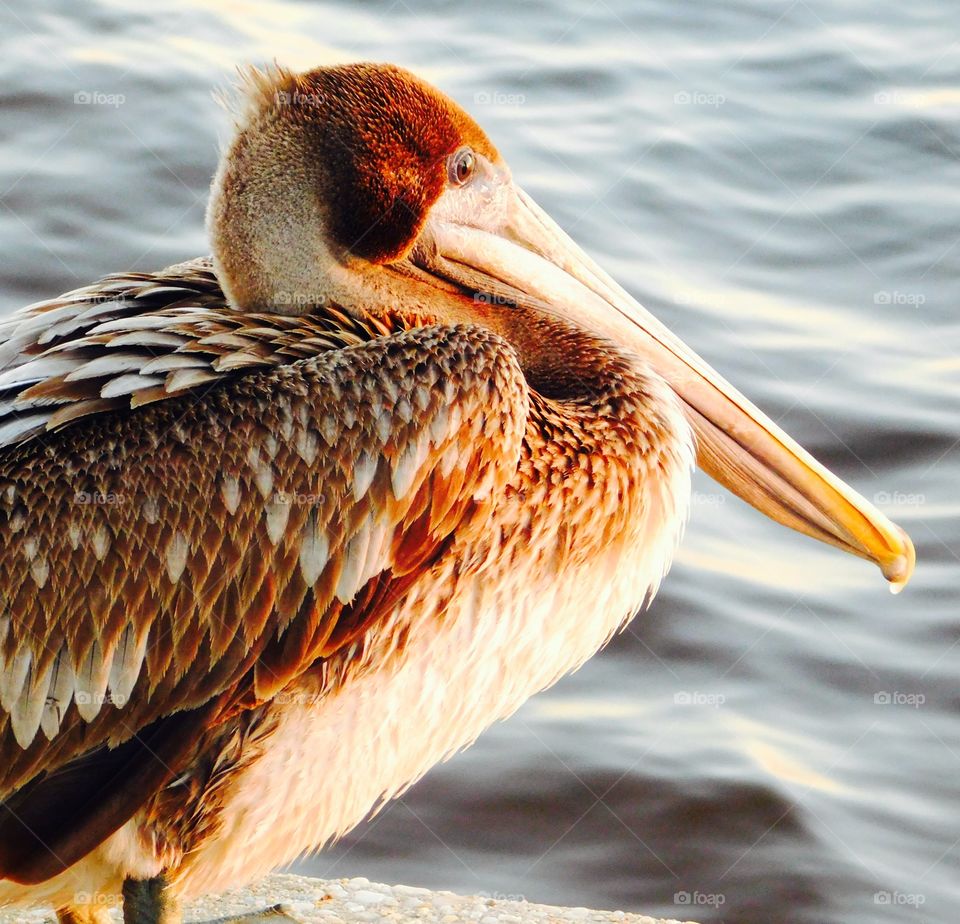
left=1, top=873, right=700, bottom=923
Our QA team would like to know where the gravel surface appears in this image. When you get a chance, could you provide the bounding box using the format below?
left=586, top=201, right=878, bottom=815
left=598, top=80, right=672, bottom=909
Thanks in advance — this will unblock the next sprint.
left=0, top=874, right=700, bottom=924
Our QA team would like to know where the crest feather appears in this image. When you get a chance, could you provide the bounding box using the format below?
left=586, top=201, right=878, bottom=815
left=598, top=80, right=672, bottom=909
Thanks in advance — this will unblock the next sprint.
left=213, top=62, right=298, bottom=130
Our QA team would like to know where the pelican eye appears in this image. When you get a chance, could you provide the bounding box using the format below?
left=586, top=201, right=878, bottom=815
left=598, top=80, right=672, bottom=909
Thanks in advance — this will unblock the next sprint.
left=447, top=147, right=476, bottom=186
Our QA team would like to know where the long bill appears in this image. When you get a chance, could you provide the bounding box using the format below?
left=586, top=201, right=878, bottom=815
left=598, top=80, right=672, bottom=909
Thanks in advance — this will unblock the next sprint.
left=413, top=184, right=916, bottom=592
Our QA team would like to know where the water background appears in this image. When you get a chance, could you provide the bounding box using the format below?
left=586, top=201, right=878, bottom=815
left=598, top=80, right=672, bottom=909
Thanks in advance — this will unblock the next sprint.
left=0, top=2, right=957, bottom=921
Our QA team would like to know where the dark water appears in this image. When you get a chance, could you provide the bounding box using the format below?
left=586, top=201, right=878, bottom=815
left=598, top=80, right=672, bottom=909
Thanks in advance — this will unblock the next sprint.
left=0, top=2, right=957, bottom=922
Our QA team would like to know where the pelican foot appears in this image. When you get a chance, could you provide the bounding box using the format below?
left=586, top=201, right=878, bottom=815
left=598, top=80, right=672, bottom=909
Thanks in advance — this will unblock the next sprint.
left=123, top=876, right=182, bottom=924
left=121, top=876, right=305, bottom=924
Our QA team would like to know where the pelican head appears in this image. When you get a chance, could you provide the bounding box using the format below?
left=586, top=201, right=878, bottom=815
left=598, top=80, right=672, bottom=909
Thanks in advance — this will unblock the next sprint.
left=208, top=62, right=914, bottom=589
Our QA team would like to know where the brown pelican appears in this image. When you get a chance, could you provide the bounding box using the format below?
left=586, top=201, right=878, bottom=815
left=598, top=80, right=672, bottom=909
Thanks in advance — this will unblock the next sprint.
left=0, top=63, right=913, bottom=923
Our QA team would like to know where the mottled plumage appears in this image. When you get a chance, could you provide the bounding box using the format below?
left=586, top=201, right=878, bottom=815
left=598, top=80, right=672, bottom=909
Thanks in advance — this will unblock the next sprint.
left=0, top=259, right=402, bottom=446
left=0, top=61, right=912, bottom=923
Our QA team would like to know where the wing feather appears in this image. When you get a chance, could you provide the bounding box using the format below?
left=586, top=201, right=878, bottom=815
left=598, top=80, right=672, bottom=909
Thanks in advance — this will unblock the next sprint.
left=0, top=258, right=406, bottom=447
left=0, top=286, right=527, bottom=881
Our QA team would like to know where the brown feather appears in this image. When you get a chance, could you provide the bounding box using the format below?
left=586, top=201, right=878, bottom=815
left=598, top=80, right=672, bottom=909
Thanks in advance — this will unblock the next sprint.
left=0, top=309, right=527, bottom=881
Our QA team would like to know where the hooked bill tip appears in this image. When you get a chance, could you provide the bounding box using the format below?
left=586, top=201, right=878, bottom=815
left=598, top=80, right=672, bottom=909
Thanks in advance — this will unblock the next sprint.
left=881, top=525, right=915, bottom=594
